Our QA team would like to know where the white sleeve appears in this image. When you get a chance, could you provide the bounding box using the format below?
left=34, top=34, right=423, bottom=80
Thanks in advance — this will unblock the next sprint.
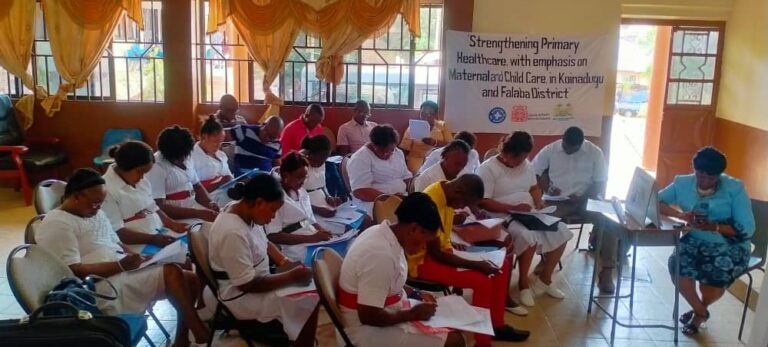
left=36, top=214, right=82, bottom=266
left=219, top=151, right=233, bottom=177
left=217, top=231, right=258, bottom=286
left=101, top=193, right=125, bottom=231
left=592, top=146, right=609, bottom=182
left=187, top=158, right=201, bottom=185
left=476, top=164, right=495, bottom=199
left=265, top=209, right=284, bottom=235
left=419, top=149, right=440, bottom=174
left=336, top=125, right=350, bottom=146
left=414, top=173, right=428, bottom=192
left=348, top=153, right=373, bottom=191
left=355, top=252, right=399, bottom=308
left=468, top=150, right=481, bottom=173
left=525, top=162, right=537, bottom=187
left=532, top=144, right=551, bottom=176
left=146, top=164, right=167, bottom=199
left=395, top=150, right=413, bottom=180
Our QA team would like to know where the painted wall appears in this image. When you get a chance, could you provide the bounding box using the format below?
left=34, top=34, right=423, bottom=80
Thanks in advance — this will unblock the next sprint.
left=621, top=0, right=733, bottom=20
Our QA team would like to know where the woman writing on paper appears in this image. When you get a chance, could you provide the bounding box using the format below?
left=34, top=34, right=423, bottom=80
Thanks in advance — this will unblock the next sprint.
left=202, top=173, right=320, bottom=346
left=399, top=101, right=452, bottom=173
left=477, top=132, right=572, bottom=308
left=192, top=116, right=234, bottom=207
left=659, top=147, right=755, bottom=335
left=338, top=193, right=464, bottom=347
left=266, top=151, right=334, bottom=262
left=102, top=141, right=188, bottom=255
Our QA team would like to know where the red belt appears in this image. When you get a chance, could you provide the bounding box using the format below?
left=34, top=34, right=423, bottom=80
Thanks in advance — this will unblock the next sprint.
left=337, top=287, right=402, bottom=309
left=200, top=176, right=223, bottom=190
left=166, top=190, right=193, bottom=201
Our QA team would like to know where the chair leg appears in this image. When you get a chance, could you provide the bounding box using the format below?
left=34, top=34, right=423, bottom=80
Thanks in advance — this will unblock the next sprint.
left=738, top=272, right=753, bottom=341
left=143, top=333, right=157, bottom=347
left=574, top=223, right=584, bottom=250
left=148, top=307, right=171, bottom=339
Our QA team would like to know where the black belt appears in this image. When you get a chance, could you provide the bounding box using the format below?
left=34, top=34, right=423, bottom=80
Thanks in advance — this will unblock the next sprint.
left=281, top=221, right=304, bottom=234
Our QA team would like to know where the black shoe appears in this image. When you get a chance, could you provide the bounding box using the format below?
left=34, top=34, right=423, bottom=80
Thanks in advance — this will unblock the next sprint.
left=492, top=325, right=530, bottom=342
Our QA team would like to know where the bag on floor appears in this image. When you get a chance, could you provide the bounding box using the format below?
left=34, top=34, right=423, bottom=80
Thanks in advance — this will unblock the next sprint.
left=43, top=275, right=118, bottom=316
left=0, top=302, right=132, bottom=347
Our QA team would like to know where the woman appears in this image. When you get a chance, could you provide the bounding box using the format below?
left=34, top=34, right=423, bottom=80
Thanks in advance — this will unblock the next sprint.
left=399, top=101, right=452, bottom=173
left=266, top=151, right=334, bottom=262
left=102, top=141, right=188, bottom=254
left=36, top=168, right=209, bottom=347
left=192, top=116, right=234, bottom=207
left=338, top=193, right=464, bottom=347
left=414, top=139, right=470, bottom=192
left=202, top=173, right=319, bottom=346
left=348, top=124, right=413, bottom=215
left=147, top=125, right=219, bottom=222
left=477, top=131, right=572, bottom=307
left=660, top=147, right=754, bottom=335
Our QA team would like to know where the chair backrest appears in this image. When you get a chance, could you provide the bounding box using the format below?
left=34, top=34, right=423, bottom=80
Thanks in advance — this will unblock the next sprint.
left=33, top=179, right=66, bottom=214
left=188, top=223, right=219, bottom=293
left=751, top=199, right=768, bottom=267
left=100, top=128, right=143, bottom=154
left=6, top=244, right=75, bottom=313
left=24, top=214, right=45, bottom=244
left=483, top=148, right=499, bottom=161
left=311, top=247, right=353, bottom=347
left=322, top=126, right=337, bottom=149
left=340, top=155, right=352, bottom=195
left=373, top=194, right=402, bottom=224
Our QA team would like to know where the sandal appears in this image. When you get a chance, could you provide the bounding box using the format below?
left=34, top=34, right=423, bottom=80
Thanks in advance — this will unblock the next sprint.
left=679, top=310, right=694, bottom=325
left=682, top=310, right=710, bottom=335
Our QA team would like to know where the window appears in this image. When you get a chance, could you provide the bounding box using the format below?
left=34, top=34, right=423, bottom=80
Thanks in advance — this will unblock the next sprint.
left=666, top=26, right=721, bottom=105
left=30, top=0, right=164, bottom=102
left=194, top=2, right=443, bottom=107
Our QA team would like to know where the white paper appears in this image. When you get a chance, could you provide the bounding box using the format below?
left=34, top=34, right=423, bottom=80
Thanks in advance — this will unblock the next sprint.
left=303, top=229, right=357, bottom=247
left=410, top=296, right=483, bottom=328
left=409, top=119, right=431, bottom=140
left=324, top=207, right=364, bottom=224
left=586, top=198, right=615, bottom=215
left=275, top=280, right=316, bottom=297
left=536, top=205, right=558, bottom=214
left=452, top=306, right=494, bottom=335
left=543, top=194, right=568, bottom=202
left=454, top=249, right=506, bottom=271
left=450, top=232, right=471, bottom=247
left=513, top=211, right=561, bottom=226
left=326, top=155, right=344, bottom=164
left=137, top=240, right=186, bottom=269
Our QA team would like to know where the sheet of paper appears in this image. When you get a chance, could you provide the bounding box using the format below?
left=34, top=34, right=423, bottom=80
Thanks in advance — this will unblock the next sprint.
left=537, top=205, right=557, bottom=214
left=326, top=155, right=344, bottom=164
left=476, top=218, right=505, bottom=229
left=408, top=119, right=431, bottom=140
left=513, top=211, right=561, bottom=226
left=410, top=296, right=483, bottom=329
left=324, top=207, right=364, bottom=224
left=275, top=280, right=316, bottom=297
left=543, top=194, right=568, bottom=202
left=304, top=229, right=357, bottom=247
left=216, top=168, right=262, bottom=192
left=137, top=240, right=186, bottom=269
left=453, top=249, right=506, bottom=271
left=452, top=306, right=494, bottom=335
left=450, top=232, right=471, bottom=247
left=586, top=198, right=615, bottom=215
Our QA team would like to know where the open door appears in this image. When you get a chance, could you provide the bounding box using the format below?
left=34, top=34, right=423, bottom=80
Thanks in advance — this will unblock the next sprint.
left=656, top=23, right=725, bottom=187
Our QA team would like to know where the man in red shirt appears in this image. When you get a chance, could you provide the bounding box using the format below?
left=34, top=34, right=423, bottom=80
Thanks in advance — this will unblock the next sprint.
left=280, top=104, right=325, bottom=158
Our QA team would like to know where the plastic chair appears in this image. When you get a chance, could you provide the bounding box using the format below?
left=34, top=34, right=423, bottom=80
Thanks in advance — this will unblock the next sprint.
left=738, top=199, right=768, bottom=340
left=93, top=129, right=143, bottom=168
left=33, top=179, right=66, bottom=214
left=372, top=194, right=402, bottom=224
left=483, top=148, right=499, bottom=161
left=311, top=247, right=354, bottom=347
left=23, top=214, right=44, bottom=244
left=188, top=224, right=289, bottom=347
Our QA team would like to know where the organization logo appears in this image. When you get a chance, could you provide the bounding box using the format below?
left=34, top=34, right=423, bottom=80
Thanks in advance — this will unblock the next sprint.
left=510, top=105, right=529, bottom=122
left=488, top=107, right=506, bottom=124
left=553, top=103, right=574, bottom=120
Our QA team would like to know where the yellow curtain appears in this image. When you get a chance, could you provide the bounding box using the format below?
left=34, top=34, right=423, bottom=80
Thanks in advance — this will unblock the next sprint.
left=0, top=0, right=38, bottom=130
left=40, top=0, right=143, bottom=116
left=207, top=0, right=421, bottom=120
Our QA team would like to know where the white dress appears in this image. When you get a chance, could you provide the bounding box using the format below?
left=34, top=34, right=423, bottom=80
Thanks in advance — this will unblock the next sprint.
left=102, top=165, right=164, bottom=254
left=191, top=142, right=233, bottom=207
left=265, top=188, right=320, bottom=262
left=338, top=222, right=447, bottom=347
left=347, top=146, right=412, bottom=215
left=418, top=147, right=481, bottom=175
left=202, top=213, right=319, bottom=340
left=476, top=157, right=573, bottom=255
left=414, top=162, right=447, bottom=192
left=36, top=209, right=166, bottom=315
left=146, top=152, right=207, bottom=224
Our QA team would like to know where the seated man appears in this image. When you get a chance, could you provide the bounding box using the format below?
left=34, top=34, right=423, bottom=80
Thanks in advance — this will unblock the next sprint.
left=280, top=104, right=324, bottom=157
left=418, top=131, right=481, bottom=175
left=228, top=115, right=284, bottom=175
left=337, top=100, right=377, bottom=156
left=36, top=168, right=209, bottom=347
left=214, top=94, right=247, bottom=128
left=408, top=175, right=530, bottom=346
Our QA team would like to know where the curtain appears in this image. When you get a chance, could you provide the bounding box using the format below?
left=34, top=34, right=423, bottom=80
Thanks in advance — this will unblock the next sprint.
left=0, top=0, right=38, bottom=129
left=207, top=0, right=421, bottom=120
left=40, top=0, right=143, bottom=116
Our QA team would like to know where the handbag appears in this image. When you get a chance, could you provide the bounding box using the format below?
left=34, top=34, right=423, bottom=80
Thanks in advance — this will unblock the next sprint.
left=507, top=213, right=559, bottom=231
left=44, top=276, right=118, bottom=316
left=0, top=302, right=132, bottom=347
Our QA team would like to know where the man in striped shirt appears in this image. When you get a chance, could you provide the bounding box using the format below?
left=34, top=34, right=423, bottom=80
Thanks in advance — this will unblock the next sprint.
left=228, top=116, right=284, bottom=175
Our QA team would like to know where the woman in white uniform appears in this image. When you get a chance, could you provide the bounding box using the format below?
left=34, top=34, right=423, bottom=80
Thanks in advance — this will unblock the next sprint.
left=147, top=125, right=219, bottom=222
left=477, top=131, right=572, bottom=307
left=417, top=131, right=481, bottom=175
left=203, top=174, right=319, bottom=346
left=414, top=140, right=470, bottom=192
left=192, top=116, right=234, bottom=207
left=266, top=151, right=333, bottom=262
left=338, top=193, right=464, bottom=347
left=347, top=125, right=412, bottom=215
left=36, top=168, right=209, bottom=347
left=102, top=141, right=187, bottom=254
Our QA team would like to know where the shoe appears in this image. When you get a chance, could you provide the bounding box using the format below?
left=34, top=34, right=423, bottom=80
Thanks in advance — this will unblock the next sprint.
left=679, top=310, right=694, bottom=325
left=505, top=299, right=529, bottom=316
left=519, top=288, right=535, bottom=307
left=682, top=310, right=710, bottom=335
left=598, top=268, right=616, bottom=294
left=531, top=278, right=565, bottom=299
left=492, top=325, right=530, bottom=342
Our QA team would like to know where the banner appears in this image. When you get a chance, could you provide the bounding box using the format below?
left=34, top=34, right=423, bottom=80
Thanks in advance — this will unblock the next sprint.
left=444, top=30, right=612, bottom=136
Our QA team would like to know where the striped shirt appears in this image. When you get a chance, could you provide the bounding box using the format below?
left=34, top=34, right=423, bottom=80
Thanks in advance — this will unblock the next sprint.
left=231, top=124, right=281, bottom=174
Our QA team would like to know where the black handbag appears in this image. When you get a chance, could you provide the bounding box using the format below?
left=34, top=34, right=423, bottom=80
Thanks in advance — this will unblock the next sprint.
left=44, top=276, right=118, bottom=316
left=0, top=302, right=132, bottom=347
left=508, top=213, right=559, bottom=231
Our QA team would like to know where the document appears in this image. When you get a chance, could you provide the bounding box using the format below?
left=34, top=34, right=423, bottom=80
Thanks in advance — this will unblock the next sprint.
left=463, top=217, right=505, bottom=229
left=275, top=280, right=316, bottom=297
left=409, top=119, right=431, bottom=140
left=513, top=211, right=561, bottom=226
left=453, top=249, right=506, bottom=271
left=326, top=155, right=344, bottom=164
left=324, top=205, right=365, bottom=224
left=304, top=229, right=357, bottom=247
left=586, top=198, right=615, bottom=215
left=141, top=228, right=188, bottom=256
left=411, top=296, right=483, bottom=329
left=137, top=240, right=186, bottom=270
left=452, top=306, right=494, bottom=335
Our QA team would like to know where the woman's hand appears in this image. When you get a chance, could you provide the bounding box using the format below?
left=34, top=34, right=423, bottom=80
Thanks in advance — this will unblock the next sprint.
left=151, top=234, right=177, bottom=247
left=421, top=137, right=437, bottom=146
left=309, top=230, right=333, bottom=242
left=208, top=201, right=220, bottom=212
left=508, top=203, right=532, bottom=212
left=326, top=196, right=343, bottom=207
left=165, top=221, right=189, bottom=234
left=472, top=260, right=501, bottom=276
left=118, top=254, right=145, bottom=272
left=454, top=211, right=469, bottom=225
left=288, top=266, right=312, bottom=286
left=199, top=209, right=218, bottom=222
left=315, top=206, right=337, bottom=218
left=408, top=302, right=437, bottom=321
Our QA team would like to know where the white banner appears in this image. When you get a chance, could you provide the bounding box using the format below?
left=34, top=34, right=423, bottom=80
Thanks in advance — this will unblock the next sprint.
left=444, top=30, right=612, bottom=136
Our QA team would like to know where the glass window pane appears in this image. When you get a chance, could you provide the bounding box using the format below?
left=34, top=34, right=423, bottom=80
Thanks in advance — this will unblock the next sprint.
left=669, top=56, right=716, bottom=80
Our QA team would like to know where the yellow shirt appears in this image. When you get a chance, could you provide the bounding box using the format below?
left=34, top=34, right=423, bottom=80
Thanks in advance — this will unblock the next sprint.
left=399, top=120, right=452, bottom=173
left=406, top=180, right=453, bottom=277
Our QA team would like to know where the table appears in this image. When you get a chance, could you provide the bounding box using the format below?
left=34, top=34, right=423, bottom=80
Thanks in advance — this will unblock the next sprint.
left=587, top=210, right=684, bottom=345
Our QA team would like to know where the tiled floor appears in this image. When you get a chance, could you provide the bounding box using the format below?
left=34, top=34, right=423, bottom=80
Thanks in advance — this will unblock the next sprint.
left=0, top=188, right=756, bottom=346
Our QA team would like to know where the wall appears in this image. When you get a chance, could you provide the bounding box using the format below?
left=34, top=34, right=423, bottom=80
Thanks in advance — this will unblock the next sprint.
left=714, top=0, right=768, bottom=200
left=621, top=0, right=733, bottom=20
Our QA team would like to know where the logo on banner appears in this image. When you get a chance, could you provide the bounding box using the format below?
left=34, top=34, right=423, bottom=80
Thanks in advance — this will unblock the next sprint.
left=510, top=105, right=529, bottom=122
left=488, top=107, right=506, bottom=124
left=553, top=104, right=574, bottom=120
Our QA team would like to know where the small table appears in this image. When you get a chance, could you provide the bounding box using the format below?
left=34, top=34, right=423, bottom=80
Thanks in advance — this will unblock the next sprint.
left=587, top=211, right=684, bottom=345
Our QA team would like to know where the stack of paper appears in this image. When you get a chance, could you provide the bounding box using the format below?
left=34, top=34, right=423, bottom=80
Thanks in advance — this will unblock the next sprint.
left=136, top=240, right=186, bottom=270
left=411, top=296, right=494, bottom=335
left=408, top=119, right=431, bottom=139
left=304, top=229, right=357, bottom=247
left=453, top=249, right=506, bottom=271
left=275, top=280, right=316, bottom=297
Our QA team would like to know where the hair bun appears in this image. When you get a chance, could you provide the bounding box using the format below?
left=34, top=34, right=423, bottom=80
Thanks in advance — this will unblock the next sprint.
left=107, top=144, right=120, bottom=158
left=227, top=181, right=247, bottom=200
